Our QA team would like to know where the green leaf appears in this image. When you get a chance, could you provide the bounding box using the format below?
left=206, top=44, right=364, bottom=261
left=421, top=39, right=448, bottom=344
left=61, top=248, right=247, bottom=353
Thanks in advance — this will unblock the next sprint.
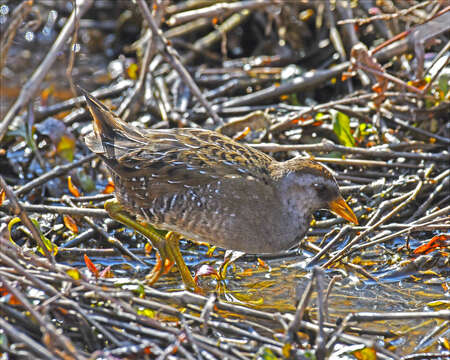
left=332, top=110, right=355, bottom=147
left=438, top=74, right=448, bottom=95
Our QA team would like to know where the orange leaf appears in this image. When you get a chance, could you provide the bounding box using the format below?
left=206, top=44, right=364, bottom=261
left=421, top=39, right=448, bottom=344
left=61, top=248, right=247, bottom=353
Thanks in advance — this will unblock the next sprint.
left=413, top=235, right=449, bottom=255
left=0, top=288, right=20, bottom=306
left=102, top=179, right=115, bottom=194
left=8, top=294, right=21, bottom=306
left=57, top=307, right=69, bottom=315
left=67, top=176, right=81, bottom=197
left=233, top=126, right=251, bottom=141
left=63, top=215, right=78, bottom=233
left=352, top=347, right=377, bottom=360
left=372, top=84, right=383, bottom=94
left=84, top=254, right=99, bottom=278
left=0, top=287, right=8, bottom=297
left=145, top=243, right=153, bottom=256
left=0, top=189, right=5, bottom=205
left=241, top=268, right=253, bottom=276
left=162, top=258, right=174, bottom=275
left=257, top=257, right=268, bottom=269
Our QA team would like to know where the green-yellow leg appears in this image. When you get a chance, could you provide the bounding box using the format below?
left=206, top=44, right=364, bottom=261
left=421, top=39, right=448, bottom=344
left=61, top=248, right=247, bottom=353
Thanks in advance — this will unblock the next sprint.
left=104, top=199, right=196, bottom=289
left=164, top=232, right=196, bottom=289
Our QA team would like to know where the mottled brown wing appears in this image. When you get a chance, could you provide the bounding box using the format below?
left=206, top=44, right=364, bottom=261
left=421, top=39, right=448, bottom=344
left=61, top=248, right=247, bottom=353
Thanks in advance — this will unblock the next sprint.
left=104, top=128, right=274, bottom=200
left=82, top=89, right=274, bottom=206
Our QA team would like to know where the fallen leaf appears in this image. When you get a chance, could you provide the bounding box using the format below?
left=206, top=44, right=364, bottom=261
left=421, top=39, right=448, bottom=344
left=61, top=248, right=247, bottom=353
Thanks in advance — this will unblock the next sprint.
left=63, top=215, right=78, bottom=233
left=84, top=254, right=99, bottom=278
left=413, top=234, right=449, bottom=255
left=67, top=176, right=81, bottom=197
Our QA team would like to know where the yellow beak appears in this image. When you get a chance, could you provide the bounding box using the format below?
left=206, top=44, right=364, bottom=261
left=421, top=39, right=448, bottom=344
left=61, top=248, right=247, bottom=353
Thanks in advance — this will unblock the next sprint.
left=329, top=196, right=358, bottom=225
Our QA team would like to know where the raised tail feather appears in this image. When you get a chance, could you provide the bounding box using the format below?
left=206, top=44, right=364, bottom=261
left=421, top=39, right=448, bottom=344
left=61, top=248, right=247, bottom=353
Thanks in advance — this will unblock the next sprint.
left=79, top=87, right=145, bottom=159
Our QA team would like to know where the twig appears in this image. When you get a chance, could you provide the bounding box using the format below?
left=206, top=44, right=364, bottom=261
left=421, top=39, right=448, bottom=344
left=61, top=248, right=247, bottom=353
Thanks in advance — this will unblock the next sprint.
left=0, top=0, right=94, bottom=142
left=0, top=175, right=54, bottom=263
left=136, top=0, right=223, bottom=125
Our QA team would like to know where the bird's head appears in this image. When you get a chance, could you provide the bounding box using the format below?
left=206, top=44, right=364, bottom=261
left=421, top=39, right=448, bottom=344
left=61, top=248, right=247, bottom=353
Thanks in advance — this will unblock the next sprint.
left=271, top=158, right=358, bottom=225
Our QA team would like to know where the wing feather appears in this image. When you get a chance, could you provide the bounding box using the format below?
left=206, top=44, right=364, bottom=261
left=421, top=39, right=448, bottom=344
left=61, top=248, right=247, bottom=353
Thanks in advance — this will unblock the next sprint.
left=82, top=90, right=274, bottom=205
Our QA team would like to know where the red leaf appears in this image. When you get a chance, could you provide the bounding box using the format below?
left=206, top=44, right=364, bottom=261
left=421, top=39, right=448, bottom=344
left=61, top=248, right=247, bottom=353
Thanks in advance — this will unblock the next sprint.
left=413, top=235, right=449, bottom=255
left=84, top=254, right=99, bottom=278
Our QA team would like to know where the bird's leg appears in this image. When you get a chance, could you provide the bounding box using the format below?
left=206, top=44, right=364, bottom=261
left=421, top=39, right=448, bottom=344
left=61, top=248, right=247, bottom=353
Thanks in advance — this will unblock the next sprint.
left=104, top=199, right=169, bottom=284
left=163, top=232, right=196, bottom=289
left=104, top=199, right=195, bottom=289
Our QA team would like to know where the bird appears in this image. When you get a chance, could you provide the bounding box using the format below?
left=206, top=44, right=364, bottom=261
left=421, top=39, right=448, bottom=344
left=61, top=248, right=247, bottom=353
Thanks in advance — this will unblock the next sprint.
left=81, top=89, right=358, bottom=289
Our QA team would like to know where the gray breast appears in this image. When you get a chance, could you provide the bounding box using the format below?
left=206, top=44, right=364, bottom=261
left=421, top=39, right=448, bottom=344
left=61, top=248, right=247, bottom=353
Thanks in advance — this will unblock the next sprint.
left=137, top=178, right=300, bottom=253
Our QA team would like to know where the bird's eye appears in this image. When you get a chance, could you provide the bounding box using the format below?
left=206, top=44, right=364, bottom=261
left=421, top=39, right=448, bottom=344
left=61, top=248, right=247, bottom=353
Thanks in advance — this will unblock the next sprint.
left=313, top=183, right=326, bottom=193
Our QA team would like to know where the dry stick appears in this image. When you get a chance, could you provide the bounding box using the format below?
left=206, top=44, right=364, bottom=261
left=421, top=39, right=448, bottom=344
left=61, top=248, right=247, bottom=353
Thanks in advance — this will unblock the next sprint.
left=267, top=92, right=414, bottom=134
left=0, top=246, right=122, bottom=350
left=424, top=41, right=450, bottom=77
left=381, top=108, right=450, bottom=145
left=323, top=275, right=342, bottom=323
left=409, top=175, right=450, bottom=221
left=325, top=313, right=394, bottom=359
left=305, top=242, right=378, bottom=283
left=167, top=0, right=272, bottom=26
left=200, top=293, right=217, bottom=335
left=44, top=193, right=114, bottom=203
left=0, top=202, right=108, bottom=218
left=179, top=315, right=204, bottom=360
left=3, top=239, right=415, bottom=360
left=36, top=80, right=133, bottom=120
left=0, top=251, right=59, bottom=298
left=0, top=317, right=55, bottom=360
left=365, top=190, right=413, bottom=227
left=351, top=216, right=450, bottom=253
left=323, top=180, right=423, bottom=268
left=351, top=310, right=450, bottom=322
left=116, top=4, right=159, bottom=119
left=0, top=0, right=93, bottom=143
left=308, top=225, right=352, bottom=267
left=338, top=0, right=433, bottom=26
left=14, top=153, right=96, bottom=197
left=326, top=0, right=346, bottom=61
left=0, top=176, right=53, bottom=263
left=314, top=267, right=327, bottom=360
left=0, top=0, right=34, bottom=73
left=220, top=18, right=445, bottom=110
left=413, top=321, right=449, bottom=353
left=285, top=273, right=315, bottom=345
left=356, top=62, right=425, bottom=96
left=422, top=52, right=450, bottom=93
left=176, top=10, right=250, bottom=67
left=136, top=0, right=222, bottom=126
left=66, top=0, right=80, bottom=99
left=305, top=156, right=422, bottom=169
left=221, top=62, right=350, bottom=108
left=0, top=275, right=83, bottom=360
left=402, top=352, right=450, bottom=360
left=1, top=239, right=154, bottom=351
left=62, top=196, right=148, bottom=267
left=250, top=140, right=450, bottom=162
left=66, top=301, right=123, bottom=347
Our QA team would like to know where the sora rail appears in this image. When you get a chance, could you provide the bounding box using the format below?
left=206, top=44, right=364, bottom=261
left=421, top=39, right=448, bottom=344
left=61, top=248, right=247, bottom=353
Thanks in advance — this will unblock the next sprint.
left=82, top=89, right=358, bottom=289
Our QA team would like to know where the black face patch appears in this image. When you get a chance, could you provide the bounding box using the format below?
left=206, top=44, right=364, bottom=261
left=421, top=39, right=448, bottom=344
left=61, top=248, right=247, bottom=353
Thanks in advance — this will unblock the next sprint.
left=314, top=182, right=339, bottom=202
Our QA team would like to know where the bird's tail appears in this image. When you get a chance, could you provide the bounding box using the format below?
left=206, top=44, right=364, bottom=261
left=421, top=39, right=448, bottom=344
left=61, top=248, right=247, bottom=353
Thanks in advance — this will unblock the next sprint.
left=79, top=87, right=143, bottom=158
